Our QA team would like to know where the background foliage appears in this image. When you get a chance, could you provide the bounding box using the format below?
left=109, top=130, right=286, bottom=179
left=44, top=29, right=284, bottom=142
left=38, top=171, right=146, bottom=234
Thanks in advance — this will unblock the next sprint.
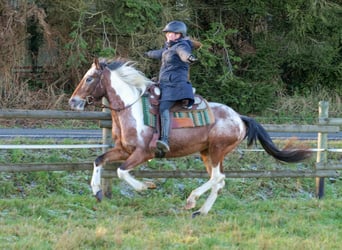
left=0, top=0, right=341, bottom=114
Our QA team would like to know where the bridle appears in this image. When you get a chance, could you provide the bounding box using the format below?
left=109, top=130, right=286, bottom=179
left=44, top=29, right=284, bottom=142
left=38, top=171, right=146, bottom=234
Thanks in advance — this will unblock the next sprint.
left=87, top=91, right=144, bottom=112
left=85, top=68, right=145, bottom=112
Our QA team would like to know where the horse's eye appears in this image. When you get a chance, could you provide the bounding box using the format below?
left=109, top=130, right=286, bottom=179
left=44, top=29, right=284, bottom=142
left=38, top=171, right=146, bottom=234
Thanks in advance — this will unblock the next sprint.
left=85, top=77, right=93, bottom=84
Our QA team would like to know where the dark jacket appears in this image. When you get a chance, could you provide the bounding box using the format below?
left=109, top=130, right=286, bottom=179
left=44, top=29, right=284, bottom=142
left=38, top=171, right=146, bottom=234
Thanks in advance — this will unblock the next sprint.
left=146, top=37, right=195, bottom=106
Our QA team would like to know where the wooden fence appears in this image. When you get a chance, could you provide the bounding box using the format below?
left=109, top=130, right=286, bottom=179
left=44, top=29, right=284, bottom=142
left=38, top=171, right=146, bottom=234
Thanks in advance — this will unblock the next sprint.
left=0, top=101, right=341, bottom=198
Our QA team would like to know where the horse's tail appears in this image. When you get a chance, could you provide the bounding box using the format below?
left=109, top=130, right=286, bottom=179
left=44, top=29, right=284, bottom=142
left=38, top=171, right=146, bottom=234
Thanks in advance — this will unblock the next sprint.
left=240, top=115, right=312, bottom=163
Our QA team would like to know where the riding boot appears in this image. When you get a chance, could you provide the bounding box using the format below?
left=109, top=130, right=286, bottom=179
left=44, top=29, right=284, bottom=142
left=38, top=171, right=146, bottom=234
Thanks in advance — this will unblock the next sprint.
left=157, top=109, right=170, bottom=152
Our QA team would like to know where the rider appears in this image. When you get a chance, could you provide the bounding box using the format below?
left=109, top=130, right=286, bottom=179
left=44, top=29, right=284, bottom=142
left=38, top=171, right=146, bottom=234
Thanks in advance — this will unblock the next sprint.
left=145, top=20, right=198, bottom=153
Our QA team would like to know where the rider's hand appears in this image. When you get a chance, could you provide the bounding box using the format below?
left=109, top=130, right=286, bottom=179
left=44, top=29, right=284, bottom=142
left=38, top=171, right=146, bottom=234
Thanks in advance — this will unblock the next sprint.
left=187, top=55, right=198, bottom=63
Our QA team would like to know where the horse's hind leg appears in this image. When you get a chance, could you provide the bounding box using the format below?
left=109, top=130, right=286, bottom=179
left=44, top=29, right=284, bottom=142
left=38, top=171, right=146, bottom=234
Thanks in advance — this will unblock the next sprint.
left=185, top=165, right=225, bottom=212
left=185, top=152, right=213, bottom=210
left=189, top=138, right=242, bottom=216
left=192, top=179, right=225, bottom=218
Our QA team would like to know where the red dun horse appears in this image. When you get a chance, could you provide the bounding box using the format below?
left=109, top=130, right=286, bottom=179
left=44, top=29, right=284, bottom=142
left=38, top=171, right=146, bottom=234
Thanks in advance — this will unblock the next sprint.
left=69, top=58, right=311, bottom=217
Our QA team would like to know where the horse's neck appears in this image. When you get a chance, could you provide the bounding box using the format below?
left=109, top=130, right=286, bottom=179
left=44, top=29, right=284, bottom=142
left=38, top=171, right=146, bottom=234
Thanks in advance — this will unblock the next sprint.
left=104, top=82, right=139, bottom=110
left=106, top=85, right=144, bottom=126
left=110, top=99, right=146, bottom=144
left=105, top=73, right=147, bottom=134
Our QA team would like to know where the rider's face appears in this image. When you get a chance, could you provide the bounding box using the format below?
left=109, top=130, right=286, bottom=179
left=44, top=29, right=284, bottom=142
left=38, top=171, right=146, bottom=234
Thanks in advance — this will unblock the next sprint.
left=165, top=32, right=181, bottom=42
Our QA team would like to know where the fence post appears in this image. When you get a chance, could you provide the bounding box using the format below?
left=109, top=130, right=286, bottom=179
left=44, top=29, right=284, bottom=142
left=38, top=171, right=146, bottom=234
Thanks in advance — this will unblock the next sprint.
left=101, top=97, right=113, bottom=198
left=316, top=101, right=329, bottom=198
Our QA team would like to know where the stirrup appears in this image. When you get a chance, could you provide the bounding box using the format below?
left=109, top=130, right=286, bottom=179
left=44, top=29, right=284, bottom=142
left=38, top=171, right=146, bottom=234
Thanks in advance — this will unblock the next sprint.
left=156, top=140, right=170, bottom=152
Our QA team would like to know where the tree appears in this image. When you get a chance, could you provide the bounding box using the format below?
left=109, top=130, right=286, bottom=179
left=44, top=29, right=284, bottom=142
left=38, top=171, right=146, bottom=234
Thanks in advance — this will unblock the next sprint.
left=1, top=0, right=341, bottom=113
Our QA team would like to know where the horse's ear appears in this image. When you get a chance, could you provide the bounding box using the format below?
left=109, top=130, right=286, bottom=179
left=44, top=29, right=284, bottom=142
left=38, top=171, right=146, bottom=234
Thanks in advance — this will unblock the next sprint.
left=94, top=58, right=100, bottom=70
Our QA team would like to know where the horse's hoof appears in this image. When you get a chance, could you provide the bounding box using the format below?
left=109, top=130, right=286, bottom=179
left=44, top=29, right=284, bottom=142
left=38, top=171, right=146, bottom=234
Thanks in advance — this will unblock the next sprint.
left=95, top=190, right=103, bottom=202
left=192, top=211, right=201, bottom=218
left=145, top=181, right=157, bottom=189
left=185, top=200, right=196, bottom=210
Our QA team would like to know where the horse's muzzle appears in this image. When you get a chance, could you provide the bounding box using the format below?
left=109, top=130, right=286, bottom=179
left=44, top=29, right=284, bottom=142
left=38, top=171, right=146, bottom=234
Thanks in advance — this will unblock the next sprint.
left=69, top=97, right=86, bottom=111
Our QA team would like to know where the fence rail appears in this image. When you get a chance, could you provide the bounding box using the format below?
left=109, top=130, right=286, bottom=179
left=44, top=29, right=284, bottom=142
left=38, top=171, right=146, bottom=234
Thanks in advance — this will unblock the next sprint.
left=0, top=101, right=340, bottom=198
left=1, top=163, right=337, bottom=179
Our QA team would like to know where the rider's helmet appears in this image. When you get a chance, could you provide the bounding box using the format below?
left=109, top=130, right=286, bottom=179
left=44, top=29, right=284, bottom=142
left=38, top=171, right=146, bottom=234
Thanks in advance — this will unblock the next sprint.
left=162, top=21, right=187, bottom=37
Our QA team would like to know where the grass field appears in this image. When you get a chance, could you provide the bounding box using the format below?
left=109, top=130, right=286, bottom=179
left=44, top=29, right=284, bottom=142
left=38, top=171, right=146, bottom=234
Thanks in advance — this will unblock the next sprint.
left=0, top=176, right=341, bottom=250
left=0, top=139, right=341, bottom=249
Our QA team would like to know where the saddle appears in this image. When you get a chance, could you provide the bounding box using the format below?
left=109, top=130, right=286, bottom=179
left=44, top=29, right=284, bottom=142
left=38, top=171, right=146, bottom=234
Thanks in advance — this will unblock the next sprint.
left=145, top=84, right=215, bottom=127
left=143, top=84, right=215, bottom=150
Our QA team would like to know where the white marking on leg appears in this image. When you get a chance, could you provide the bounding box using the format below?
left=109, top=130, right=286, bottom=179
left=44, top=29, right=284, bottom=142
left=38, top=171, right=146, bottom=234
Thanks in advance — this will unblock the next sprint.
left=117, top=168, right=148, bottom=191
left=199, top=179, right=225, bottom=215
left=186, top=166, right=225, bottom=209
left=90, top=162, right=103, bottom=195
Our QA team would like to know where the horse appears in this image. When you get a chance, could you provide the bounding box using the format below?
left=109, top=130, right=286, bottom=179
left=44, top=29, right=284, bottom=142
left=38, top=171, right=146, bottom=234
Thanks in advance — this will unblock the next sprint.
left=69, top=57, right=311, bottom=217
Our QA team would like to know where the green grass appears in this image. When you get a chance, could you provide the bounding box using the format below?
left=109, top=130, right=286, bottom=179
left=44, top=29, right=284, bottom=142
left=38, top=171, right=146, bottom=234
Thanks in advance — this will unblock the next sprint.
left=0, top=138, right=341, bottom=249
left=0, top=178, right=341, bottom=250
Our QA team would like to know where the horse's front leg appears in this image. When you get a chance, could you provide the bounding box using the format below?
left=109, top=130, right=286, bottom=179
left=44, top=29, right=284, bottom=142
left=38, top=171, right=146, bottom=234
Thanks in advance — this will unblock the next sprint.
left=91, top=148, right=130, bottom=201
left=92, top=147, right=155, bottom=201
left=91, top=162, right=103, bottom=201
left=117, top=168, right=150, bottom=191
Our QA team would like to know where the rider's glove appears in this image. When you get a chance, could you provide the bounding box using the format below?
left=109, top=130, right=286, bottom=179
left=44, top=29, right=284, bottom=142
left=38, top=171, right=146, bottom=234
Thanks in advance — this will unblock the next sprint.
left=187, top=55, right=198, bottom=63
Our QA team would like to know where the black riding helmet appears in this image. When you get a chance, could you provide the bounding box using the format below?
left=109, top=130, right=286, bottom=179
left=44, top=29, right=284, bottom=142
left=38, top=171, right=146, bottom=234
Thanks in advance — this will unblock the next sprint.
left=162, top=21, right=187, bottom=37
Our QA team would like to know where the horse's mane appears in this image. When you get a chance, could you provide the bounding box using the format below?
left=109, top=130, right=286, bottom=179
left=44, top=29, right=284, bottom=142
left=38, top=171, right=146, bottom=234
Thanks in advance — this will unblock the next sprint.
left=99, top=57, right=153, bottom=89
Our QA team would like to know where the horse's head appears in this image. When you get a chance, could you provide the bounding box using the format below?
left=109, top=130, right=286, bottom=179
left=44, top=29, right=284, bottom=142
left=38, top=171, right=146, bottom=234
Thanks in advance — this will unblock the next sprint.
left=69, top=58, right=107, bottom=111
left=70, top=57, right=154, bottom=111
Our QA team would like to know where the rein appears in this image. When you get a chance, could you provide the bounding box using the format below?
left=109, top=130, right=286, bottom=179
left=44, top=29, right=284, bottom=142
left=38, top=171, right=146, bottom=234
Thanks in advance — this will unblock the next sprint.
left=87, top=91, right=144, bottom=112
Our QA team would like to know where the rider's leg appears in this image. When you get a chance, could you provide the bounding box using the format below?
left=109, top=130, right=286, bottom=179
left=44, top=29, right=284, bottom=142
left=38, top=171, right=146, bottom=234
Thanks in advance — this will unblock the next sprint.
left=157, top=101, right=175, bottom=152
